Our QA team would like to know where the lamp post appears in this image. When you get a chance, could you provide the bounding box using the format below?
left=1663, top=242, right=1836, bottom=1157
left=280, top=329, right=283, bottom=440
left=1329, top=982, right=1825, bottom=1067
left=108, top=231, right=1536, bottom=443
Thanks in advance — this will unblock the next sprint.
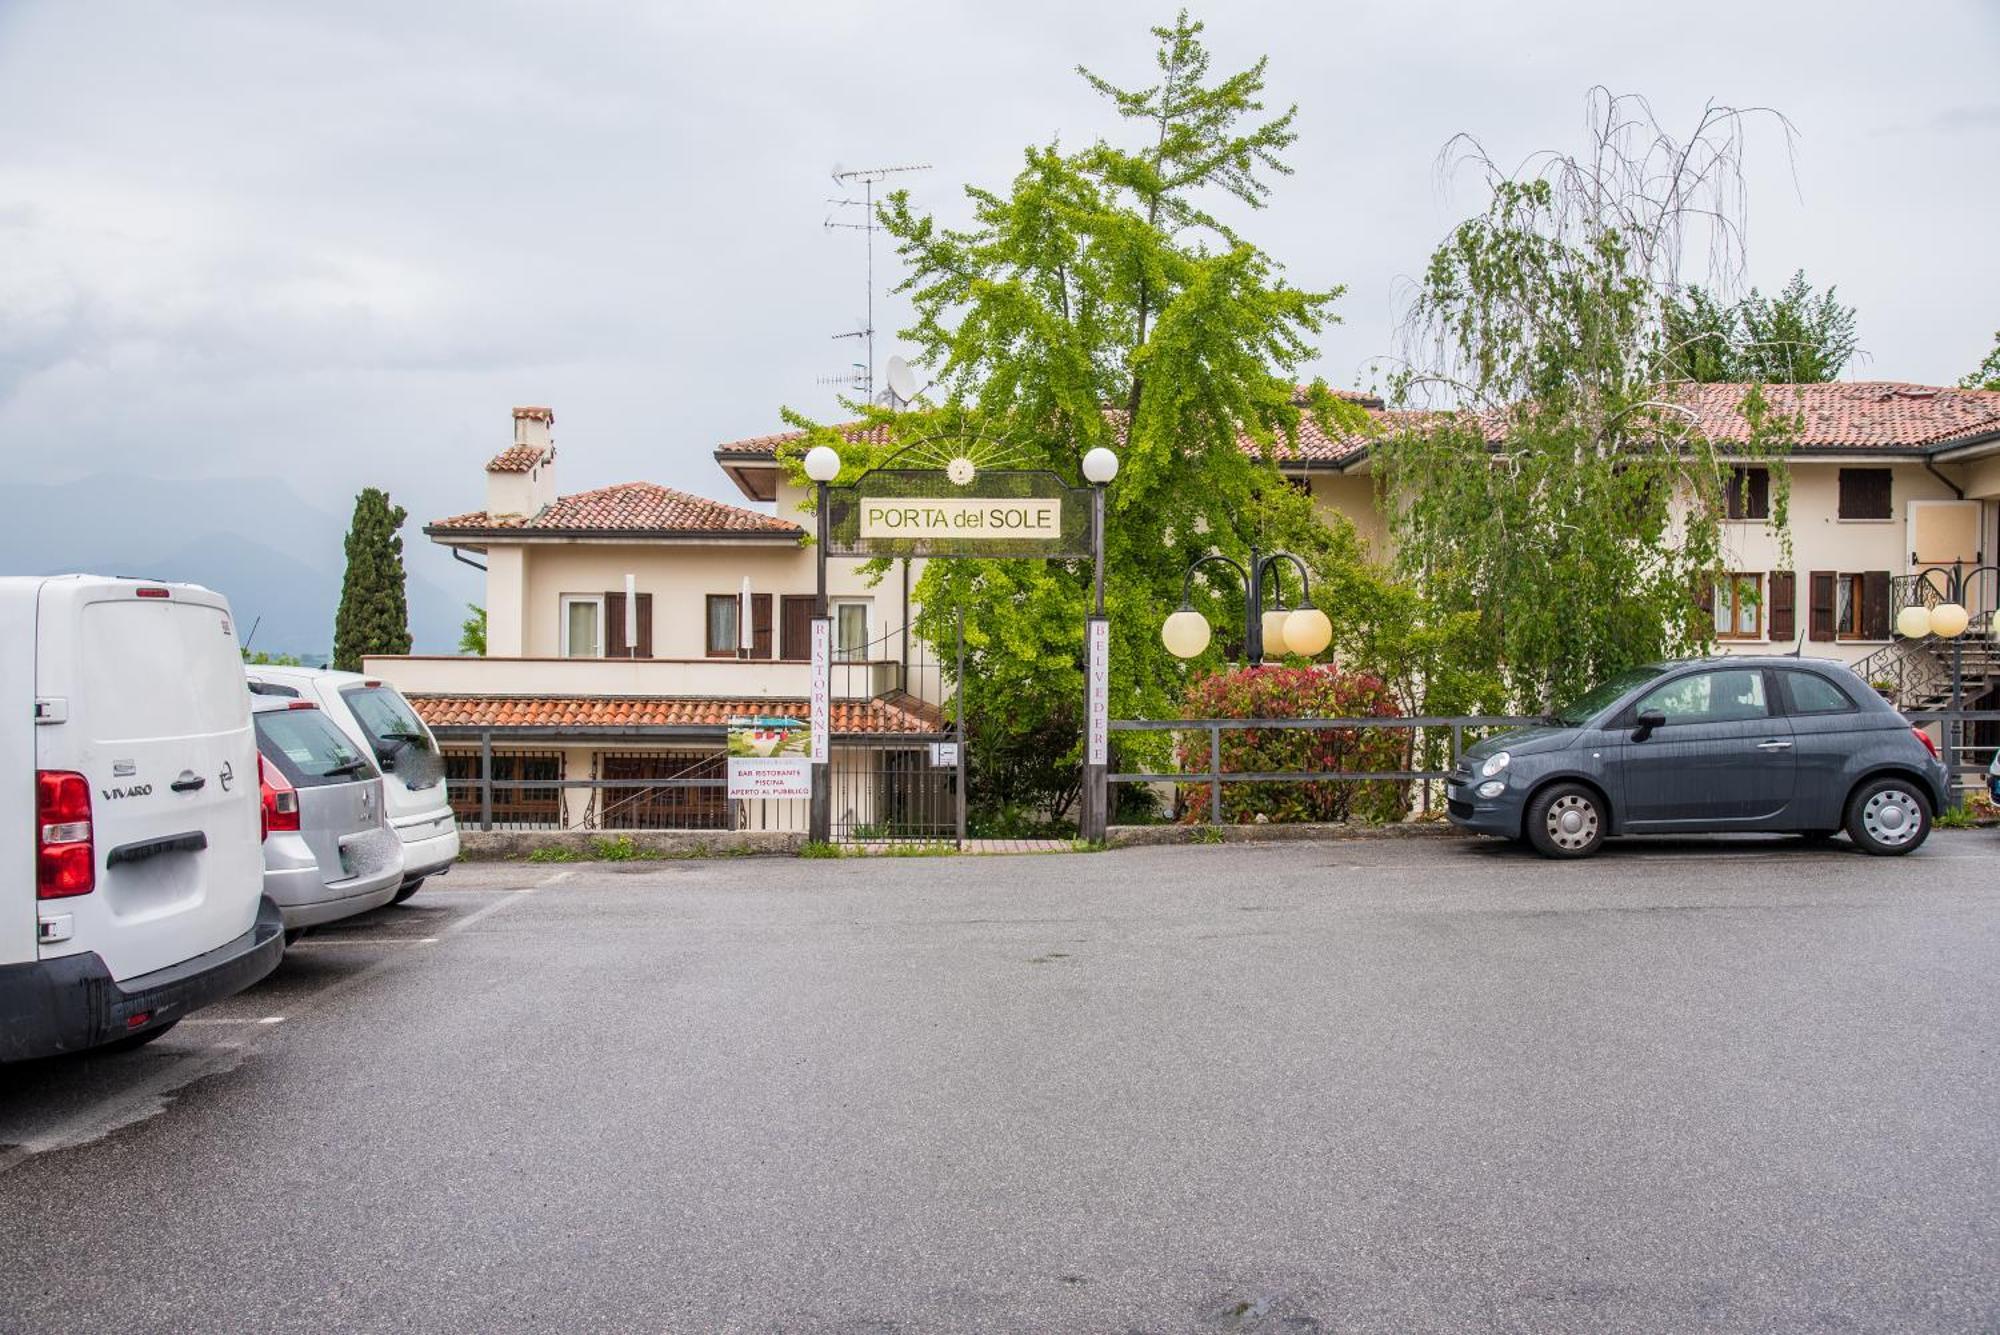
left=803, top=445, right=842, bottom=843
left=1895, top=561, right=1998, bottom=809
left=1160, top=548, right=1333, bottom=665
left=1079, top=447, right=1119, bottom=842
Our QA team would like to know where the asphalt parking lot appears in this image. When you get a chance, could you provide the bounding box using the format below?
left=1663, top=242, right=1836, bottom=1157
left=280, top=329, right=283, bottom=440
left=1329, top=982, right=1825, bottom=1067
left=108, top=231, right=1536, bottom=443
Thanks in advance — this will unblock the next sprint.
left=3, top=834, right=1998, bottom=1333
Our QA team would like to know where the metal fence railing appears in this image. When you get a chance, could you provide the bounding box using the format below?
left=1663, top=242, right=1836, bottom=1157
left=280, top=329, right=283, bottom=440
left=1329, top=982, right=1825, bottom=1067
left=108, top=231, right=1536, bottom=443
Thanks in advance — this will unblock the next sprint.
left=1108, top=715, right=1539, bottom=825
left=435, top=728, right=962, bottom=844
left=1107, top=709, right=1999, bottom=826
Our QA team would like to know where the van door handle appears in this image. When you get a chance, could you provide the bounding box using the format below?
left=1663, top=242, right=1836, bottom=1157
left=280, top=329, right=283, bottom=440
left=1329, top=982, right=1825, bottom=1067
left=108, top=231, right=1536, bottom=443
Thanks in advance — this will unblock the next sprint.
left=1756, top=739, right=1794, bottom=751
left=170, top=772, right=206, bottom=792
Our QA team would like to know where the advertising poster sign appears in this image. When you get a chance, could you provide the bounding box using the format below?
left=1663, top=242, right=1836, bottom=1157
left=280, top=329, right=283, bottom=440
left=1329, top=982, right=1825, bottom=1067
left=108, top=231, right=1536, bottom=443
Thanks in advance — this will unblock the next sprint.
left=726, top=716, right=813, bottom=799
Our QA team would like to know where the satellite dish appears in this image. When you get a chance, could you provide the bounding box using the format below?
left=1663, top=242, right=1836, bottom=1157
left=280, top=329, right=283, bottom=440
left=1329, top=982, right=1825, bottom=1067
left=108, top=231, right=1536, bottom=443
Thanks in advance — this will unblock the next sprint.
left=885, top=356, right=918, bottom=404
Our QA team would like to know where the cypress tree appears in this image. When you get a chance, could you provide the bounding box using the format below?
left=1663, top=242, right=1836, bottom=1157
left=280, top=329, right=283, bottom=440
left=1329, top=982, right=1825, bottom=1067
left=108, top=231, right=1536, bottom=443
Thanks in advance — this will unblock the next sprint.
left=332, top=487, right=412, bottom=670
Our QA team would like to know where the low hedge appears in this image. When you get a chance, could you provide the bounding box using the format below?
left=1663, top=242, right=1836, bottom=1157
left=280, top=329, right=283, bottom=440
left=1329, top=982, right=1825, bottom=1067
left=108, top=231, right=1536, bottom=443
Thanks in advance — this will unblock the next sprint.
left=1175, top=665, right=1409, bottom=825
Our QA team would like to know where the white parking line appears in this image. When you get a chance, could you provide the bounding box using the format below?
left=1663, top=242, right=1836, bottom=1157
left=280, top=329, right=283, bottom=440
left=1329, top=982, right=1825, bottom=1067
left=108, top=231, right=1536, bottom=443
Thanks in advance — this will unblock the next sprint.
left=181, top=1016, right=287, bottom=1026
left=0, top=879, right=551, bottom=1176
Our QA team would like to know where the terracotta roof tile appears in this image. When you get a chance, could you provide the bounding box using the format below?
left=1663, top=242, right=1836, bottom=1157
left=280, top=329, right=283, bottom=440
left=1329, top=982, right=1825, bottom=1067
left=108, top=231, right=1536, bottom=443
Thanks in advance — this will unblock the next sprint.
left=1667, top=381, right=2000, bottom=450
left=709, top=382, right=2000, bottom=473
left=512, top=406, right=554, bottom=422
left=409, top=694, right=936, bottom=735
left=485, top=443, right=547, bottom=473
left=428, top=482, right=802, bottom=538
left=713, top=421, right=898, bottom=458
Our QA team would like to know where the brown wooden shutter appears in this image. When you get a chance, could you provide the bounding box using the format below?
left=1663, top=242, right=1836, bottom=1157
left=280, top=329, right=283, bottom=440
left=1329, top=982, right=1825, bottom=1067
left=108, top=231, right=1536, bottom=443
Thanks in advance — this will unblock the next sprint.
left=1839, top=468, right=1892, bottom=520
left=1808, top=572, right=1837, bottom=642
left=1769, top=571, right=1796, bottom=642
left=1861, top=571, right=1891, bottom=639
left=635, top=594, right=653, bottom=658
left=1696, top=580, right=1714, bottom=615
left=604, top=591, right=627, bottom=657
left=1748, top=468, right=1770, bottom=520
left=752, top=594, right=773, bottom=659
left=779, top=596, right=814, bottom=661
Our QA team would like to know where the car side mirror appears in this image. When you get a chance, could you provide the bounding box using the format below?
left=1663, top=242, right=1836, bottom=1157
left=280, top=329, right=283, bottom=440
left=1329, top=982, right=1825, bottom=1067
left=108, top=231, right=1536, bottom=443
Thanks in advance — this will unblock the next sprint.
left=1633, top=711, right=1666, bottom=741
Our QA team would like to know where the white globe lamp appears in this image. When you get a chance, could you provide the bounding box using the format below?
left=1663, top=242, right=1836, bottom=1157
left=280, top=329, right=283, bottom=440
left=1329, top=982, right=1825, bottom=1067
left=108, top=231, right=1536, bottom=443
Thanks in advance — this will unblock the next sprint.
left=1260, top=608, right=1293, bottom=660
left=1081, top=447, right=1120, bottom=485
left=1161, top=608, right=1211, bottom=659
left=1931, top=602, right=1971, bottom=639
left=1283, top=606, right=1334, bottom=657
left=803, top=445, right=842, bottom=483
left=1896, top=605, right=1934, bottom=640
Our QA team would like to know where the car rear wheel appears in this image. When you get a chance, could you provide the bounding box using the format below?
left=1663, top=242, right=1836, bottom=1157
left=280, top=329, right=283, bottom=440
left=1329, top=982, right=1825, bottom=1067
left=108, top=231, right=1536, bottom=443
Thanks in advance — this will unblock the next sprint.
left=1844, top=778, right=1931, bottom=856
left=1526, top=783, right=1605, bottom=858
left=392, top=878, right=424, bottom=905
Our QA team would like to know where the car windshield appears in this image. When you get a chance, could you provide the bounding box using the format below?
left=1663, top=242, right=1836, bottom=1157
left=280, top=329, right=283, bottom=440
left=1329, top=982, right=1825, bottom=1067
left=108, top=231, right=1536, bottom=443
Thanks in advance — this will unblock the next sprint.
left=1547, top=666, right=1666, bottom=727
left=341, top=684, right=435, bottom=755
left=256, top=709, right=374, bottom=787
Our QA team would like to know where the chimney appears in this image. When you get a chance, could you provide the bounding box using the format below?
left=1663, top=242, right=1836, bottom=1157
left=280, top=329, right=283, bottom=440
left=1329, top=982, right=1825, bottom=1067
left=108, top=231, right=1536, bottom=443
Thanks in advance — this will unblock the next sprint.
left=485, top=406, right=557, bottom=520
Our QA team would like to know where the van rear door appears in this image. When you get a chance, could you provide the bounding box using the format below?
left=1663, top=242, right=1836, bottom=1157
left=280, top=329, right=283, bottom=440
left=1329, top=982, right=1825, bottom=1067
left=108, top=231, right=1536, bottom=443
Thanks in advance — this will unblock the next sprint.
left=36, top=579, right=264, bottom=982
left=1, top=579, right=38, bottom=971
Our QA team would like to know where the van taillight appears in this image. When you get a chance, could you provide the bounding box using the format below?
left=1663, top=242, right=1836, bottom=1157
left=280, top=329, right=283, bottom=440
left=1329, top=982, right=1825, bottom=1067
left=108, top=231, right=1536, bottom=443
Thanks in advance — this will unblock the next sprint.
left=260, top=754, right=300, bottom=836
left=134, top=587, right=170, bottom=598
left=36, top=770, right=94, bottom=899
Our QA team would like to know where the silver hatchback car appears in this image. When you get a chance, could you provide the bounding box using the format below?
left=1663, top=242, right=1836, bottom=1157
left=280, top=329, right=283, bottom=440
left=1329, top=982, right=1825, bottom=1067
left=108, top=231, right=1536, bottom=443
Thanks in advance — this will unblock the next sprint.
left=252, top=697, right=406, bottom=937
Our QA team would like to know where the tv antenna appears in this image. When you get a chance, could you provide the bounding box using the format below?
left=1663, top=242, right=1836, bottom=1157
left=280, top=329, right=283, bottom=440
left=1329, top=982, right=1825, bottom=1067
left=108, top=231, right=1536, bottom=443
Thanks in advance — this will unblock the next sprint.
left=823, top=162, right=929, bottom=401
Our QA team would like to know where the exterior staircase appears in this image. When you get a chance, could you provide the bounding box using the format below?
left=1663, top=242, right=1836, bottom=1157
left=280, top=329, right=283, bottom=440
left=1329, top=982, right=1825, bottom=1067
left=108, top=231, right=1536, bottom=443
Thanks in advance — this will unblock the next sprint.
left=1850, top=613, right=2000, bottom=713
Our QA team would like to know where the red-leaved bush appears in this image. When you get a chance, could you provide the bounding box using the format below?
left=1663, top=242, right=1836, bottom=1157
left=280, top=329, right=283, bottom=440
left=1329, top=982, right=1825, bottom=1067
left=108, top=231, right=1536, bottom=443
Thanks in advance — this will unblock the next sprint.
left=1176, top=665, right=1409, bottom=824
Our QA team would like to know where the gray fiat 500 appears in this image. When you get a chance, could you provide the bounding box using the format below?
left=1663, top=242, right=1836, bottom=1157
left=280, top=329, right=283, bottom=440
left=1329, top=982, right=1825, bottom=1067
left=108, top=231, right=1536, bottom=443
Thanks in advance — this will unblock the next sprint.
left=252, top=697, right=407, bottom=937
left=1448, top=657, right=1949, bottom=858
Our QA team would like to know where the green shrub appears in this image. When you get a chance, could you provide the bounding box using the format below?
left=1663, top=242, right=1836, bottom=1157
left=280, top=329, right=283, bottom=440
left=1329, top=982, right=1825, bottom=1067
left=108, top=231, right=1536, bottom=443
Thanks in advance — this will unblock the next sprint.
left=1176, top=665, right=1409, bottom=825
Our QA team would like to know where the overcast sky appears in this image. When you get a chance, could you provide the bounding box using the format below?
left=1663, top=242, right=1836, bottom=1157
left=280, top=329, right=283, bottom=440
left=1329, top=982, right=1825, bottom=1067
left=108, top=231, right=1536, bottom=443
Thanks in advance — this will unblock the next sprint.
left=3, top=0, right=1996, bottom=596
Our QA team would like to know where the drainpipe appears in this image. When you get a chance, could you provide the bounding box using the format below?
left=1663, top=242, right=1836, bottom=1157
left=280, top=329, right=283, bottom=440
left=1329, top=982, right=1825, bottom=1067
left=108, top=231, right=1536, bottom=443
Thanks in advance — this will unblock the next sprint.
left=1925, top=458, right=1966, bottom=500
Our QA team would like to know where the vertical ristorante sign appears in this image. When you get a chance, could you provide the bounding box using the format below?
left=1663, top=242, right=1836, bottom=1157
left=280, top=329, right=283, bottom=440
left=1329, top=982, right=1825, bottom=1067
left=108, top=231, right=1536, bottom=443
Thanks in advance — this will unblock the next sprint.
left=809, top=619, right=830, bottom=766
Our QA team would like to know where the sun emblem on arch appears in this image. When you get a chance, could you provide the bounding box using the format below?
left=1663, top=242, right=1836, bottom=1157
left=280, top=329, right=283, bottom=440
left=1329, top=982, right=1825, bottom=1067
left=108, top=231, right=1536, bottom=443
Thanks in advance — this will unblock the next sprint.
left=945, top=457, right=977, bottom=486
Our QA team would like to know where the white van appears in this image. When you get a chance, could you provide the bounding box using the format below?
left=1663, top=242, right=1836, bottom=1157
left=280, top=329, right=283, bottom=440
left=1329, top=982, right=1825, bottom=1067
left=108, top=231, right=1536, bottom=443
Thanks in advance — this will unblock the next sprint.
left=241, top=666, right=457, bottom=900
left=1, top=576, right=284, bottom=1061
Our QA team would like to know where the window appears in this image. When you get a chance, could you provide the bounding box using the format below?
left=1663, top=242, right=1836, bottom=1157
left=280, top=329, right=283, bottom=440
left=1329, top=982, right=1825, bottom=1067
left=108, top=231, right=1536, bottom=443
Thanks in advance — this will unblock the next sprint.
left=1780, top=671, right=1857, bottom=716
left=834, top=601, right=871, bottom=661
left=1834, top=574, right=1864, bottom=638
left=1838, top=468, right=1892, bottom=520
left=254, top=709, right=371, bottom=788
left=1810, top=570, right=1890, bottom=642
left=1634, top=669, right=1770, bottom=724
left=1725, top=466, right=1770, bottom=520
left=706, top=595, right=740, bottom=658
left=1712, top=573, right=1763, bottom=639
left=560, top=595, right=603, bottom=658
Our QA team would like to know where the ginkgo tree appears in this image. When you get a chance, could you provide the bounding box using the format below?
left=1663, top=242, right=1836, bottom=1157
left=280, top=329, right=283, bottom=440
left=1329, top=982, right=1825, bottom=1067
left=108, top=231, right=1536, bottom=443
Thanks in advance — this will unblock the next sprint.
left=782, top=12, right=1383, bottom=830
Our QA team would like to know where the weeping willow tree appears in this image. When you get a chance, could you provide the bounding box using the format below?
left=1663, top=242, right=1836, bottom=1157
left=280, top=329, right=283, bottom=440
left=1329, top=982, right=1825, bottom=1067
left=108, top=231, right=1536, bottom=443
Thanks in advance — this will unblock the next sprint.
left=778, top=13, right=1384, bottom=830
left=1375, top=90, right=1802, bottom=712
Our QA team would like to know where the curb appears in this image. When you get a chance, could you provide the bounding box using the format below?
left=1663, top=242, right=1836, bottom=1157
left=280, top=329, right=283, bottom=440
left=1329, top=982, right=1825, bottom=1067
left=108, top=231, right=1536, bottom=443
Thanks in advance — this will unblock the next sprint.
left=1104, top=821, right=1468, bottom=848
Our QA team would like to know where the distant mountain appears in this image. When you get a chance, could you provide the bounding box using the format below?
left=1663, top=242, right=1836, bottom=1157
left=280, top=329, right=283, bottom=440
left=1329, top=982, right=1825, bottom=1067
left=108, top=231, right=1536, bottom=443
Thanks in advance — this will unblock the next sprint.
left=0, top=475, right=467, bottom=657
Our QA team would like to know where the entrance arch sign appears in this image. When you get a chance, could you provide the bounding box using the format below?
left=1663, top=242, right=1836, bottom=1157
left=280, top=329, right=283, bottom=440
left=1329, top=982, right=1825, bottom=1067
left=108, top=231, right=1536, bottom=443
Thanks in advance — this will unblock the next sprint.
left=805, top=427, right=1114, bottom=842
left=823, top=432, right=1094, bottom=560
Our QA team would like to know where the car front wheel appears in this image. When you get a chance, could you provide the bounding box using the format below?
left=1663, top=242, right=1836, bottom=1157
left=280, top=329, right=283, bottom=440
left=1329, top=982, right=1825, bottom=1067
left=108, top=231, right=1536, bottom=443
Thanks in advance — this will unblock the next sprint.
left=1844, top=778, right=1931, bottom=856
left=1526, top=783, right=1605, bottom=859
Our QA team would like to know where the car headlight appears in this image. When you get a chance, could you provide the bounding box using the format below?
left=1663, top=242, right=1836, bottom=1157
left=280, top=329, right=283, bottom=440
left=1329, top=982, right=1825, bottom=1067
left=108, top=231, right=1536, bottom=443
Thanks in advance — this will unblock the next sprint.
left=1476, top=780, right=1506, bottom=799
left=1480, top=751, right=1511, bottom=778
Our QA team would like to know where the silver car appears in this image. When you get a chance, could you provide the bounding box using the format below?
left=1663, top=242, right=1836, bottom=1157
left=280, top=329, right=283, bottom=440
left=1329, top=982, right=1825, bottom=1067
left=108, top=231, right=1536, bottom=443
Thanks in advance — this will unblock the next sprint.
left=252, top=697, right=406, bottom=938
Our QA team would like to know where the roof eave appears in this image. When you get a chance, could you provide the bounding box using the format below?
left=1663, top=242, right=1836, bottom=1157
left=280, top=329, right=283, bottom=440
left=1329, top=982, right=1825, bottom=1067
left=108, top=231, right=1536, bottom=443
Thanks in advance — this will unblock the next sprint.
left=420, top=525, right=803, bottom=544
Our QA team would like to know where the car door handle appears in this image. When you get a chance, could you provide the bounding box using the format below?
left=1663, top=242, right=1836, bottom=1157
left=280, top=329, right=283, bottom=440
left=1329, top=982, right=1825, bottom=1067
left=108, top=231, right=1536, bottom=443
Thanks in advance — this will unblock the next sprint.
left=169, top=771, right=206, bottom=792
left=1755, top=740, right=1794, bottom=751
